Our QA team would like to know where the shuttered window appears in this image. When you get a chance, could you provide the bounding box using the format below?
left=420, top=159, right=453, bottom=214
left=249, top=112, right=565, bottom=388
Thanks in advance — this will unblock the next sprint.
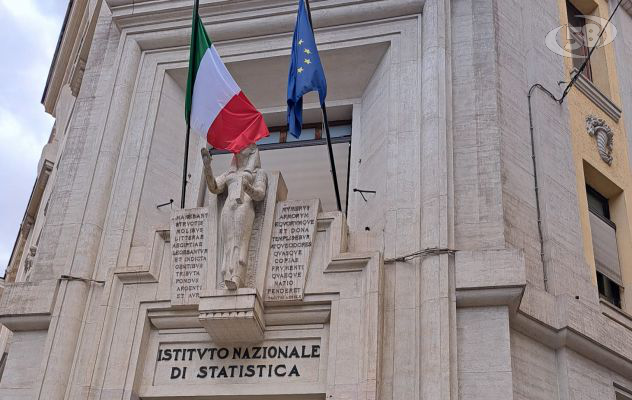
left=587, top=186, right=622, bottom=307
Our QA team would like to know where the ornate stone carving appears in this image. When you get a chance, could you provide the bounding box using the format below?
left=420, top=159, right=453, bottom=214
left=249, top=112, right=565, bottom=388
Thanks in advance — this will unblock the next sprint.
left=201, top=144, right=268, bottom=290
left=586, top=116, right=614, bottom=165
left=69, top=58, right=87, bottom=97
left=23, top=246, right=37, bottom=282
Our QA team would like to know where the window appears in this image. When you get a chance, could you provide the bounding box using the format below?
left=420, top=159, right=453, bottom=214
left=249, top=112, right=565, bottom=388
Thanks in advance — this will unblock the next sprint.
left=0, top=352, right=6, bottom=382
left=567, top=1, right=593, bottom=81
left=587, top=185, right=610, bottom=219
left=597, top=271, right=621, bottom=308
left=209, top=121, right=352, bottom=212
left=615, top=384, right=632, bottom=400
left=587, top=185, right=623, bottom=307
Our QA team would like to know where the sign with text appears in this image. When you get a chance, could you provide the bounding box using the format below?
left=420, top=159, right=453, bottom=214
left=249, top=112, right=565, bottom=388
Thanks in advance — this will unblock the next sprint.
left=265, top=199, right=319, bottom=302
left=170, top=207, right=209, bottom=305
left=154, top=340, right=321, bottom=385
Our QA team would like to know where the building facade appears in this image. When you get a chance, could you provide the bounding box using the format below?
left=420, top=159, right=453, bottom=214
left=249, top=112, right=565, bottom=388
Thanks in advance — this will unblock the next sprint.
left=1, top=0, right=632, bottom=399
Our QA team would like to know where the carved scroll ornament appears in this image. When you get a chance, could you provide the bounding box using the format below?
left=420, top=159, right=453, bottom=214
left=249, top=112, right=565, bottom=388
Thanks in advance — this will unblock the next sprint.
left=586, top=116, right=614, bottom=165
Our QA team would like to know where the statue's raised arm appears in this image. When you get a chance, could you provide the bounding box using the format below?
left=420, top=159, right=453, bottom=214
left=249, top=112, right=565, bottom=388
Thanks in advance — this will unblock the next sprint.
left=201, top=147, right=227, bottom=194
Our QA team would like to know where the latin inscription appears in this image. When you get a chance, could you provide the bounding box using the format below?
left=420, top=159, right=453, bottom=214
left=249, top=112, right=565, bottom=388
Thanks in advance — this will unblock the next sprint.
left=265, top=200, right=319, bottom=302
left=171, top=208, right=209, bottom=305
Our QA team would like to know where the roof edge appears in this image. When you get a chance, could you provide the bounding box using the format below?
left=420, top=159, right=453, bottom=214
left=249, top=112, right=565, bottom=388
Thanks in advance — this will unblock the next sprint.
left=41, top=0, right=74, bottom=113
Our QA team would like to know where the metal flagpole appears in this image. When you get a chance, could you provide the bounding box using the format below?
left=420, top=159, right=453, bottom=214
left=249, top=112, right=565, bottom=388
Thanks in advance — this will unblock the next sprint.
left=304, top=0, right=342, bottom=212
left=181, top=0, right=200, bottom=209
left=321, top=104, right=342, bottom=211
left=181, top=127, right=192, bottom=209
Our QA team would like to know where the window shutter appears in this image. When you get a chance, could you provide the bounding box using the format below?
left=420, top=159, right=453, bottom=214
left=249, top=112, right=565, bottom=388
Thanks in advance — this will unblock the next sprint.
left=589, top=211, right=622, bottom=285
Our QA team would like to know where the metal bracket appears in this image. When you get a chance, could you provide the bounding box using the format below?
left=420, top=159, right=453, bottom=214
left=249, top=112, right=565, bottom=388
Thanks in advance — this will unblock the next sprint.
left=157, top=199, right=174, bottom=209
left=353, top=188, right=376, bottom=202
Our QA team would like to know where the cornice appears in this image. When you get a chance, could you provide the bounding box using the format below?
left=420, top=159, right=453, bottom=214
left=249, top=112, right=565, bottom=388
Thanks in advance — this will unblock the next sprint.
left=454, top=248, right=632, bottom=379
left=106, top=0, right=424, bottom=31
left=516, top=287, right=632, bottom=380
left=43, top=0, right=103, bottom=114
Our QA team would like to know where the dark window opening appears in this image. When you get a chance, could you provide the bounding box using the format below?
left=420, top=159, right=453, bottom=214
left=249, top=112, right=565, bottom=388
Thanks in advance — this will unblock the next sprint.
left=566, top=1, right=593, bottom=81
left=0, top=352, right=7, bottom=383
left=586, top=185, right=611, bottom=220
left=597, top=271, right=622, bottom=308
left=208, top=120, right=352, bottom=212
left=209, top=121, right=352, bottom=154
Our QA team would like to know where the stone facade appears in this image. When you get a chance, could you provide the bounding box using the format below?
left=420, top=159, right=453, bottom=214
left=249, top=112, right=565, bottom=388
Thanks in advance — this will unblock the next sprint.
left=1, top=0, right=632, bottom=399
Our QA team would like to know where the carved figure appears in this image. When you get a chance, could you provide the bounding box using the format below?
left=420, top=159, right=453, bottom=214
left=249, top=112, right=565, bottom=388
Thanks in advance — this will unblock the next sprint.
left=201, top=144, right=267, bottom=290
left=23, top=246, right=36, bottom=282
left=586, top=115, right=614, bottom=165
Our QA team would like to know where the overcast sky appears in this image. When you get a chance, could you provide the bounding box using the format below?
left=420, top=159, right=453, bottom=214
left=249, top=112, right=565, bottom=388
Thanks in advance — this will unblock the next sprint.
left=0, top=0, right=67, bottom=276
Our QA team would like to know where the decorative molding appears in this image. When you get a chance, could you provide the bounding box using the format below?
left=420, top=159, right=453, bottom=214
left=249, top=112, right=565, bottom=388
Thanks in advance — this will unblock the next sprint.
left=615, top=382, right=632, bottom=399
left=574, top=69, right=622, bottom=122
left=324, top=252, right=375, bottom=273
left=622, top=0, right=632, bottom=18
left=107, top=0, right=424, bottom=30
left=601, top=299, right=632, bottom=333
left=513, top=310, right=632, bottom=380
left=586, top=115, right=615, bottom=165
left=69, top=58, right=87, bottom=97
left=515, top=287, right=632, bottom=381
left=264, top=303, right=331, bottom=326
left=198, top=289, right=266, bottom=343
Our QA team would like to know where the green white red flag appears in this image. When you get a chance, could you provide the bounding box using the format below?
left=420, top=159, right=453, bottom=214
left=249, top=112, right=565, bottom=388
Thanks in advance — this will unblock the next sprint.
left=185, top=12, right=269, bottom=153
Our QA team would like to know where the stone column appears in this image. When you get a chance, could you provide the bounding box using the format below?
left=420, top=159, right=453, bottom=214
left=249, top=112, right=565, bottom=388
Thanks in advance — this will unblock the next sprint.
left=34, top=9, right=143, bottom=399
left=419, top=0, right=458, bottom=399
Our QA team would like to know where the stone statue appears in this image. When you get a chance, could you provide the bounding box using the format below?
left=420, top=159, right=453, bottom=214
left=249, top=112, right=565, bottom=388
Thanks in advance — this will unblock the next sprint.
left=201, top=144, right=267, bottom=290
left=23, top=246, right=37, bottom=282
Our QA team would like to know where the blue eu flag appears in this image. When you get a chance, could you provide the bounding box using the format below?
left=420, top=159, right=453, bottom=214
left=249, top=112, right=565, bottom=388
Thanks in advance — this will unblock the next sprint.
left=287, top=0, right=327, bottom=138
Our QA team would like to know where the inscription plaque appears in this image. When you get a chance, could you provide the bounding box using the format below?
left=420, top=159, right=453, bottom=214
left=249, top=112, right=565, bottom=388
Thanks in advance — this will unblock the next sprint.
left=154, top=339, right=321, bottom=385
left=171, top=207, right=209, bottom=305
left=265, top=199, right=319, bottom=302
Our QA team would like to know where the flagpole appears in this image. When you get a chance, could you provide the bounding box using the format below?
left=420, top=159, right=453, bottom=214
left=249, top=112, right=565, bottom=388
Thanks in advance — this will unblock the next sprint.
left=304, top=0, right=314, bottom=29
left=181, top=124, right=191, bottom=209
left=304, top=0, right=342, bottom=212
left=321, top=104, right=342, bottom=212
left=182, top=0, right=200, bottom=209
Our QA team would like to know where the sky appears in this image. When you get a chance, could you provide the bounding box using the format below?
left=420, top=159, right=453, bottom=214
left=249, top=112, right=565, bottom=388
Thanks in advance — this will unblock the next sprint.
left=0, top=0, right=68, bottom=276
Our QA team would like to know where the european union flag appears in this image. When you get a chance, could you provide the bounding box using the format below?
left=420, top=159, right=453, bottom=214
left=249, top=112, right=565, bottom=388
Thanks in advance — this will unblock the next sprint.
left=287, top=0, right=327, bottom=138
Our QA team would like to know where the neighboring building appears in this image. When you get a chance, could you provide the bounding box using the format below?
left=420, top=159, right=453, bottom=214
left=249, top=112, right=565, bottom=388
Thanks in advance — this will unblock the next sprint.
left=1, top=0, right=632, bottom=398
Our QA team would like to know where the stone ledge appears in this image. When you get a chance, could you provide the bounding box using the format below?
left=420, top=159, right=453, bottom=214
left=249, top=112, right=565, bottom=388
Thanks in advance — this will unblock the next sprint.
left=515, top=286, right=632, bottom=380
left=198, top=289, right=265, bottom=343
left=601, top=299, right=632, bottom=332
left=455, top=248, right=526, bottom=290
left=0, top=280, right=59, bottom=317
left=265, top=303, right=331, bottom=326
left=573, top=68, right=622, bottom=122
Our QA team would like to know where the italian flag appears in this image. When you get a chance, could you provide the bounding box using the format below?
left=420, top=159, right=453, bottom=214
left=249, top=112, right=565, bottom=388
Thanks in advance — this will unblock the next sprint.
left=185, top=13, right=269, bottom=153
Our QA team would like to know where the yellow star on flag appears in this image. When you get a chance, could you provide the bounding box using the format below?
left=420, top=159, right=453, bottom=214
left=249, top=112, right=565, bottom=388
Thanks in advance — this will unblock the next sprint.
left=298, top=67, right=304, bottom=73
left=298, top=39, right=304, bottom=45
left=304, top=59, right=311, bottom=64
left=304, top=49, right=311, bottom=54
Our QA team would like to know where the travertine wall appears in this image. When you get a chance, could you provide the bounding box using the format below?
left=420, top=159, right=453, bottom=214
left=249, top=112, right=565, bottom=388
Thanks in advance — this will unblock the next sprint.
left=1, top=0, right=632, bottom=399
